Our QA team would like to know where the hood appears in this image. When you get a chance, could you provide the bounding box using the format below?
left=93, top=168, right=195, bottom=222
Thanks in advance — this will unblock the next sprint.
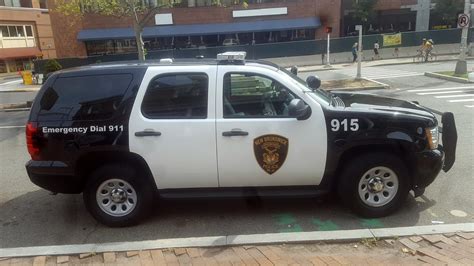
left=332, top=92, right=435, bottom=119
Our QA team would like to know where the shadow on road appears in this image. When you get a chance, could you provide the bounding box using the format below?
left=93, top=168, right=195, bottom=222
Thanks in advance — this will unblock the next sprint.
left=0, top=189, right=438, bottom=249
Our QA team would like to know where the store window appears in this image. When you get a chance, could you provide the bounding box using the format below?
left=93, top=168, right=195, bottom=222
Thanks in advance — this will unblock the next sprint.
left=0, top=61, right=7, bottom=74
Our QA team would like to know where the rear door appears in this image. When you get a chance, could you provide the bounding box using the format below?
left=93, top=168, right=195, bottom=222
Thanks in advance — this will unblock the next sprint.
left=129, top=66, right=219, bottom=189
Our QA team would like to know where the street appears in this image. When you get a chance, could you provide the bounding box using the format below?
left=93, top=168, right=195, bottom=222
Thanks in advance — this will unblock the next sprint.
left=0, top=60, right=473, bottom=249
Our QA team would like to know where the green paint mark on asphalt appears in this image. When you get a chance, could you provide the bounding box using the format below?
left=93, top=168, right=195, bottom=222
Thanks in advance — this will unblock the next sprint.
left=274, top=213, right=303, bottom=233
left=274, top=213, right=297, bottom=226
left=360, top=218, right=384, bottom=228
left=311, top=219, right=340, bottom=231
left=279, top=224, right=303, bottom=233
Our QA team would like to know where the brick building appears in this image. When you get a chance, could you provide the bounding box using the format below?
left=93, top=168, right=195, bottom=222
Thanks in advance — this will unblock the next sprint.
left=0, top=0, right=56, bottom=74
left=48, top=0, right=342, bottom=58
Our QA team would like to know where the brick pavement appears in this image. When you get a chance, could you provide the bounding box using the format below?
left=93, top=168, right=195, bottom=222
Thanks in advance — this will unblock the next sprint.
left=1, top=232, right=473, bottom=265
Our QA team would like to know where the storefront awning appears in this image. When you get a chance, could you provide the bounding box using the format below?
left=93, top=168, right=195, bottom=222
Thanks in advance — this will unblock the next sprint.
left=0, top=47, right=42, bottom=60
left=77, top=17, right=321, bottom=41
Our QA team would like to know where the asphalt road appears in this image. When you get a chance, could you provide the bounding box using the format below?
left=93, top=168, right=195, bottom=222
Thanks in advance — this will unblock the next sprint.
left=0, top=60, right=473, bottom=249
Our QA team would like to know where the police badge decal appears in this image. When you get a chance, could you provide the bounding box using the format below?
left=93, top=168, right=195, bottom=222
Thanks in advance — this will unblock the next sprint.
left=254, top=134, right=289, bottom=175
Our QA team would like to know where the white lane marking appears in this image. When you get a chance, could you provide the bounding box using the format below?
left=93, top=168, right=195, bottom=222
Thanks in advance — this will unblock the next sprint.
left=408, top=86, right=474, bottom=92
left=465, top=105, right=474, bottom=108
left=0, top=79, right=22, bottom=85
left=418, top=91, right=463, bottom=95
left=0, top=125, right=24, bottom=129
left=435, top=94, right=474, bottom=98
left=371, top=74, right=424, bottom=79
left=450, top=210, right=468, bottom=217
left=448, top=99, right=474, bottom=103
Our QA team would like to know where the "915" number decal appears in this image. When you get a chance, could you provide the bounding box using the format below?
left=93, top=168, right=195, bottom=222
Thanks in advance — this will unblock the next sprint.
left=331, top=118, right=359, bottom=132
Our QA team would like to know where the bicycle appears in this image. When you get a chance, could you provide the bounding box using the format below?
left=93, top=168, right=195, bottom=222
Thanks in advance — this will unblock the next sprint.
left=413, top=50, right=424, bottom=63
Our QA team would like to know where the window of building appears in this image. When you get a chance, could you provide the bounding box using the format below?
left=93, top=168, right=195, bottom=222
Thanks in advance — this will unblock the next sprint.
left=0, top=0, right=32, bottom=7
left=0, top=61, right=7, bottom=74
left=141, top=73, right=208, bottom=119
left=7, top=26, right=17, bottom=37
left=16, top=26, right=25, bottom=37
left=39, top=74, right=133, bottom=121
left=25, top=25, right=33, bottom=37
left=39, top=0, right=47, bottom=9
left=223, top=73, right=297, bottom=118
left=0, top=26, right=8, bottom=37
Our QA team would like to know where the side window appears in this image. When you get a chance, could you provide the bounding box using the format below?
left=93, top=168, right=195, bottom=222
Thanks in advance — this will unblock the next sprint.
left=141, top=73, right=208, bottom=119
left=223, top=73, right=297, bottom=118
left=38, top=74, right=133, bottom=121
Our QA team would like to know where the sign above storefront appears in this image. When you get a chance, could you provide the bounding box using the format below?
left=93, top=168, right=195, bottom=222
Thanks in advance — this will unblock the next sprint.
left=233, top=7, right=287, bottom=18
left=155, top=13, right=173, bottom=25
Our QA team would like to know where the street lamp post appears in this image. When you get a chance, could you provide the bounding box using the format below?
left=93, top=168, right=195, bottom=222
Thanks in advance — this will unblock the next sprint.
left=355, top=25, right=363, bottom=79
left=454, top=0, right=471, bottom=75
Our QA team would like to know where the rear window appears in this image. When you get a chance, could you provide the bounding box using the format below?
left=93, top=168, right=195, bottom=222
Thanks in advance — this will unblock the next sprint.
left=38, top=74, right=133, bottom=121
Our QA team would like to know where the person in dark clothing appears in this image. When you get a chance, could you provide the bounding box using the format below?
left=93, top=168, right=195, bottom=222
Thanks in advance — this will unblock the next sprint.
left=352, top=42, right=358, bottom=63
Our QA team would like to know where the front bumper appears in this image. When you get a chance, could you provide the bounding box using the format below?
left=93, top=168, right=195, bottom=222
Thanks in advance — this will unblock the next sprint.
left=413, top=148, right=444, bottom=189
left=26, top=160, right=83, bottom=194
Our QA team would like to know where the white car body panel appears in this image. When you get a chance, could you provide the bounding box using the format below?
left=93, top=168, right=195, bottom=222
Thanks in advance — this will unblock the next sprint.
left=129, top=65, right=219, bottom=189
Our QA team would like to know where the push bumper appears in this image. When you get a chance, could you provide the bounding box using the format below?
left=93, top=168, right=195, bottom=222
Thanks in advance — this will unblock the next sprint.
left=412, top=109, right=457, bottom=196
left=26, top=160, right=83, bottom=194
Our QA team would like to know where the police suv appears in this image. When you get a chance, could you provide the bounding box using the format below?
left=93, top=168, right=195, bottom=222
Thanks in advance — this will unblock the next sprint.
left=26, top=52, right=457, bottom=227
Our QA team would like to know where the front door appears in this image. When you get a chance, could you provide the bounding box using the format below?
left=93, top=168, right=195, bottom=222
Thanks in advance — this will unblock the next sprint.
left=129, top=66, right=218, bottom=189
left=216, top=66, right=327, bottom=187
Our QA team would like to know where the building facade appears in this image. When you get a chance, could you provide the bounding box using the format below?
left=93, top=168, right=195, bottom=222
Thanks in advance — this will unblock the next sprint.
left=0, top=0, right=56, bottom=74
left=48, top=0, right=342, bottom=58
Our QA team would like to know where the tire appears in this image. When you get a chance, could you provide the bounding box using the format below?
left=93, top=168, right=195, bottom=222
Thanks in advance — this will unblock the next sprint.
left=83, top=164, right=154, bottom=227
left=337, top=153, right=410, bottom=218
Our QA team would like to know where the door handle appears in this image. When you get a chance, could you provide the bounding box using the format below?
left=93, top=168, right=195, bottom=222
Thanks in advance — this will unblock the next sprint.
left=135, top=130, right=162, bottom=137
left=222, top=130, right=249, bottom=137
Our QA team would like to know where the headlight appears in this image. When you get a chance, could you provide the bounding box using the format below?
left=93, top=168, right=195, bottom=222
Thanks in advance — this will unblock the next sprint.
left=425, top=126, right=439, bottom=150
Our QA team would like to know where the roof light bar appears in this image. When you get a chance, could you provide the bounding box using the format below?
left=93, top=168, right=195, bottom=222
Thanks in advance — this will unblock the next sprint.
left=217, top=52, right=246, bottom=63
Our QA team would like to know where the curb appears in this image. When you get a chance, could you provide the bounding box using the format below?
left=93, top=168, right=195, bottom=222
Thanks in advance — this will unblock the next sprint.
left=1, top=108, right=31, bottom=112
left=0, top=88, right=40, bottom=93
left=0, top=102, right=31, bottom=111
left=324, top=78, right=390, bottom=92
left=1, top=223, right=472, bottom=258
left=424, top=72, right=473, bottom=83
left=290, top=56, right=474, bottom=73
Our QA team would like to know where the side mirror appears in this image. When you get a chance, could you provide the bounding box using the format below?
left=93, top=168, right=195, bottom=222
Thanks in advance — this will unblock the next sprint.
left=306, top=75, right=321, bottom=91
left=288, top=99, right=311, bottom=120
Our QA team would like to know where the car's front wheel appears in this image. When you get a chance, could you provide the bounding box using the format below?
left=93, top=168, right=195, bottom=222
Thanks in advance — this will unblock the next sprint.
left=338, top=153, right=410, bottom=218
left=83, top=164, right=153, bottom=227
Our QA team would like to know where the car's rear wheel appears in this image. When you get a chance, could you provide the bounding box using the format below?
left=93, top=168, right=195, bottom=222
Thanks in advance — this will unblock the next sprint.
left=338, top=153, right=410, bottom=218
left=83, top=164, right=153, bottom=227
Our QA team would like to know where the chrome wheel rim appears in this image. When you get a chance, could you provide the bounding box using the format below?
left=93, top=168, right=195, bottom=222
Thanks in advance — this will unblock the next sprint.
left=96, top=179, right=137, bottom=217
left=358, top=166, right=399, bottom=207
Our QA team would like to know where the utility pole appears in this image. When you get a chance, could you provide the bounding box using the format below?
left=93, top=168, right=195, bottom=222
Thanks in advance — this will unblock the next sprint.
left=324, top=26, right=333, bottom=68
left=356, top=25, right=363, bottom=79
left=454, top=0, right=471, bottom=74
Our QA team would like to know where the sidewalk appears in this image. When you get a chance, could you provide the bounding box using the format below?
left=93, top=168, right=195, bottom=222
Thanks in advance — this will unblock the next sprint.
left=1, top=232, right=473, bottom=265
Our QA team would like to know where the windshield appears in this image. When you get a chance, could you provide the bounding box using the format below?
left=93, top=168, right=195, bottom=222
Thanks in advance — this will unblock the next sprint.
left=279, top=67, right=332, bottom=104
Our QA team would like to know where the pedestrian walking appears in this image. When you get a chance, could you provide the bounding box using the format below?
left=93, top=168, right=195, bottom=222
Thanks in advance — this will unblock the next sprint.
left=352, top=42, right=358, bottom=63
left=373, top=40, right=380, bottom=60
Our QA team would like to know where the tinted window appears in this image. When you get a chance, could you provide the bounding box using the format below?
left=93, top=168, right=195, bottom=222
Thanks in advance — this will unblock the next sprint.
left=141, top=73, right=208, bottom=119
left=38, top=74, right=133, bottom=121
left=223, top=73, right=297, bottom=118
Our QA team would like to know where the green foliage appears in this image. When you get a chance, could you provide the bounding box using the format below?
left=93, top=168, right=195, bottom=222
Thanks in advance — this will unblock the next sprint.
left=44, top=59, right=62, bottom=75
left=432, top=0, right=464, bottom=25
left=351, top=0, right=378, bottom=23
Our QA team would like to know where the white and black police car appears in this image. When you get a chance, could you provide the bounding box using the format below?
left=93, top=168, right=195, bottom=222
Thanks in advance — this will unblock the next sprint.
left=26, top=52, right=457, bottom=227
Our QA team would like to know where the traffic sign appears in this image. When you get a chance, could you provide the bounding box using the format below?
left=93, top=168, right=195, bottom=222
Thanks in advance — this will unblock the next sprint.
left=458, top=14, right=470, bottom=28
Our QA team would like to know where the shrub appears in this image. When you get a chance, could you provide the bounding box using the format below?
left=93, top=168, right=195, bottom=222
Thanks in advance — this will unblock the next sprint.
left=44, top=59, right=62, bottom=75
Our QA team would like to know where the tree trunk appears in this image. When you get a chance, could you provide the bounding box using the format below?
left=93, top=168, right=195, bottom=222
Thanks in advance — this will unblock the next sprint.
left=133, top=21, right=146, bottom=61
